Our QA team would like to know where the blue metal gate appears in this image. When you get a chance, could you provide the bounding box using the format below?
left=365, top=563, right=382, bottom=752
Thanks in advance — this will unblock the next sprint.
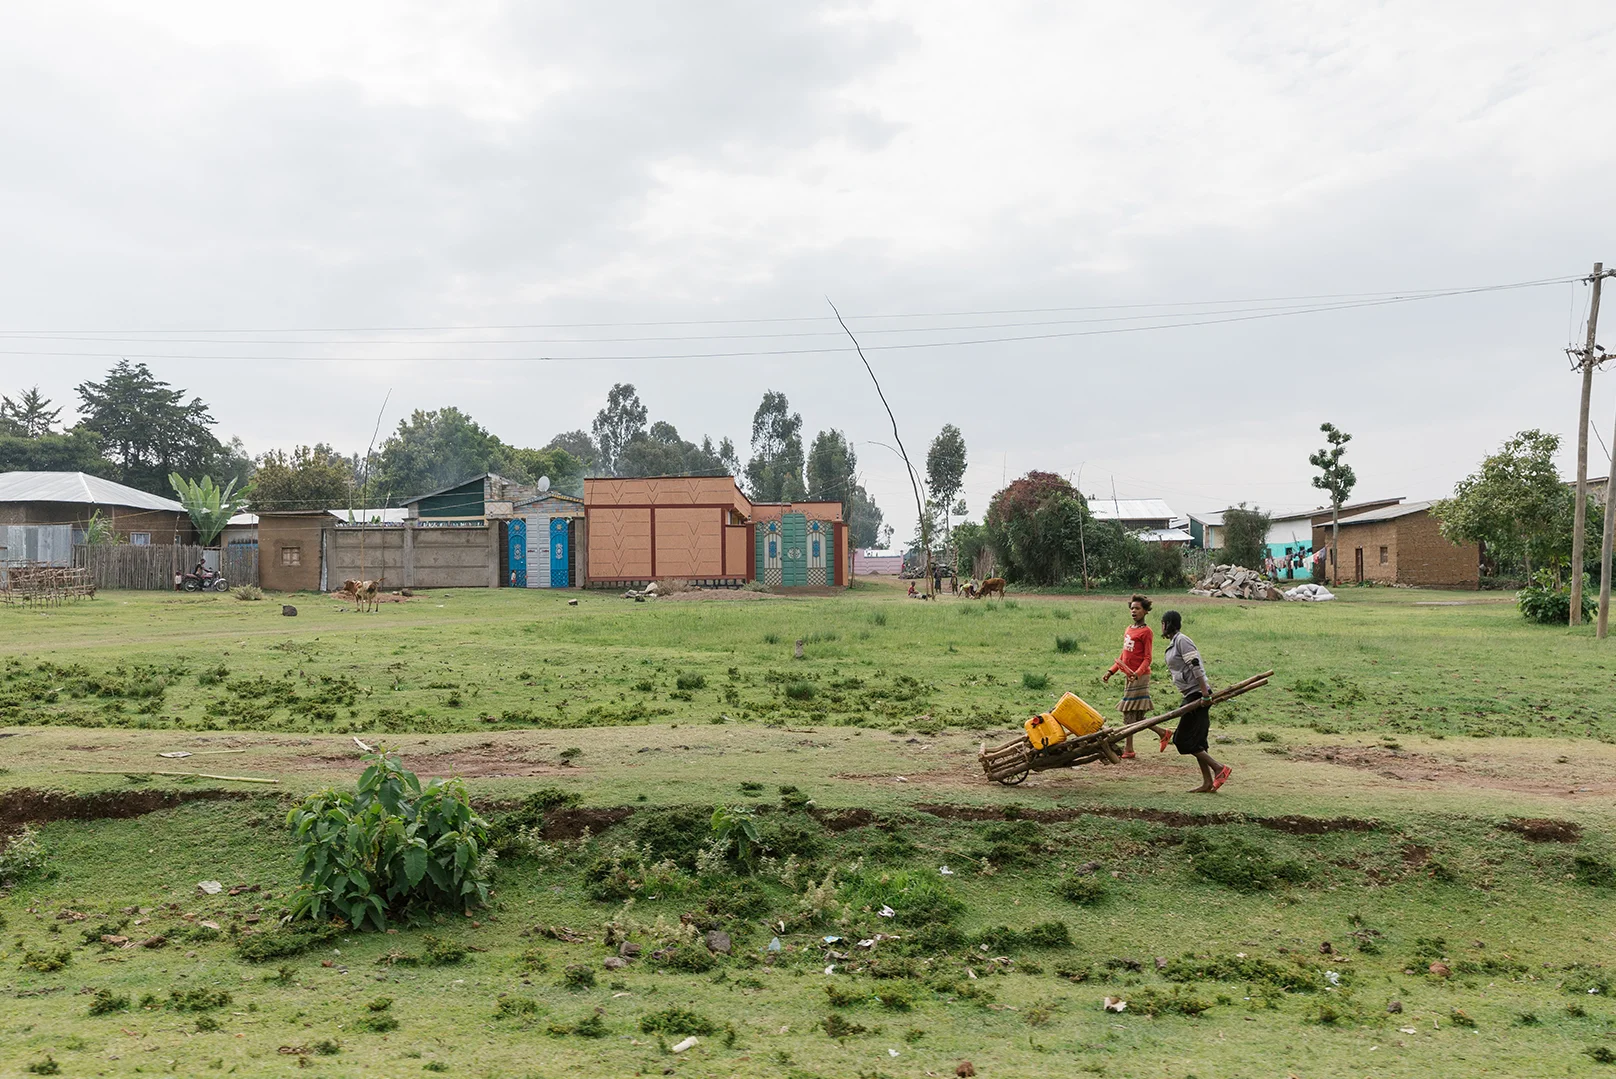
left=549, top=517, right=570, bottom=587
left=507, top=518, right=527, bottom=587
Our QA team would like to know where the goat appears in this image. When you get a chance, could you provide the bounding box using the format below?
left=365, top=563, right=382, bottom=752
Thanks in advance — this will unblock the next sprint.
left=975, top=577, right=1006, bottom=600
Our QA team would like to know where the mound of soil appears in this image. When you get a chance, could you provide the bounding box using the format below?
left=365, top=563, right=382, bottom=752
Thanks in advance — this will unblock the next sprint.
left=0, top=787, right=254, bottom=832
left=1500, top=817, right=1582, bottom=843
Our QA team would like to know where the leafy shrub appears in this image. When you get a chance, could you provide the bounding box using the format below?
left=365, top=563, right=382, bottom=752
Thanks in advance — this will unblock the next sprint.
left=639, top=1007, right=716, bottom=1036
left=88, top=988, right=129, bottom=1015
left=821, top=1013, right=868, bottom=1039
left=561, top=964, right=596, bottom=990
left=976, top=922, right=1071, bottom=953
left=1255, top=731, right=1279, bottom=743
left=168, top=988, right=232, bottom=1011
left=840, top=869, right=965, bottom=927
left=495, top=997, right=542, bottom=1020
left=548, top=1013, right=608, bottom=1037
left=20, top=947, right=71, bottom=973
left=1162, top=955, right=1319, bottom=993
left=711, top=804, right=762, bottom=867
left=1054, top=636, right=1078, bottom=654
left=1022, top=673, right=1049, bottom=691
left=422, top=936, right=467, bottom=965
left=676, top=673, right=706, bottom=691
left=1574, top=853, right=1616, bottom=888
left=235, top=921, right=340, bottom=963
left=1056, top=873, right=1107, bottom=905
left=1519, top=571, right=1595, bottom=624
left=1124, top=986, right=1212, bottom=1017
left=233, top=585, right=264, bottom=601
left=285, top=750, right=491, bottom=930
left=649, top=945, right=717, bottom=973
left=0, top=825, right=47, bottom=885
left=785, top=680, right=817, bottom=701
left=1183, top=832, right=1310, bottom=892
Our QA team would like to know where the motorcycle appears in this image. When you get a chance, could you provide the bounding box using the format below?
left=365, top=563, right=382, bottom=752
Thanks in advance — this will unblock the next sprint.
left=179, top=568, right=230, bottom=592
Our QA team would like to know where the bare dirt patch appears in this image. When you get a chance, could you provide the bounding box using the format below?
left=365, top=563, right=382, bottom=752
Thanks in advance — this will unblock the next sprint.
left=540, top=806, right=634, bottom=840
left=913, top=802, right=1376, bottom=833
left=810, top=807, right=880, bottom=832
left=1500, top=817, right=1582, bottom=843
left=0, top=787, right=255, bottom=832
left=1291, top=743, right=1616, bottom=796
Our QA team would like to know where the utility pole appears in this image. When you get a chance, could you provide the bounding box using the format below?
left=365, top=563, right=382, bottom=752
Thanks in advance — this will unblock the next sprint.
left=1571, top=263, right=1610, bottom=625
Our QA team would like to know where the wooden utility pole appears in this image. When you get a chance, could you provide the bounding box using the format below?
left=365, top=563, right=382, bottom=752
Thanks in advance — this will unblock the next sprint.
left=1571, top=263, right=1608, bottom=624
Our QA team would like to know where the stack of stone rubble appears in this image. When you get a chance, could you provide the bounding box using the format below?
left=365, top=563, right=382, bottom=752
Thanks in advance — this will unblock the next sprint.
left=1188, top=564, right=1284, bottom=601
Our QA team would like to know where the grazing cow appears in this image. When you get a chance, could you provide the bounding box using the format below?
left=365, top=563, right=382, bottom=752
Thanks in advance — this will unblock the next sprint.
left=355, top=578, right=383, bottom=613
left=975, top=577, right=1006, bottom=600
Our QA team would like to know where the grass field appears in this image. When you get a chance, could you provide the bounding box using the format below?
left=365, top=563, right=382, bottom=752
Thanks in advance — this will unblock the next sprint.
left=3, top=580, right=1616, bottom=1078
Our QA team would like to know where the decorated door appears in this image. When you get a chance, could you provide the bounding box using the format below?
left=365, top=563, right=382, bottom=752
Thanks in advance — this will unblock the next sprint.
left=550, top=517, right=570, bottom=587
left=507, top=518, right=527, bottom=587
left=807, top=519, right=832, bottom=585
left=781, top=513, right=807, bottom=587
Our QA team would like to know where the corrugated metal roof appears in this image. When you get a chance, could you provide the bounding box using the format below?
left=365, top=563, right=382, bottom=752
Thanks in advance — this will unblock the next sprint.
left=1335, top=499, right=1436, bottom=525
left=0, top=471, right=184, bottom=513
left=227, top=507, right=409, bottom=526
left=1138, top=527, right=1193, bottom=543
left=1089, top=498, right=1176, bottom=521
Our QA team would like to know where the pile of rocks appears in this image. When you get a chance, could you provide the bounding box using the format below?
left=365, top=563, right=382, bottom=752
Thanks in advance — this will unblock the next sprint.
left=1189, top=564, right=1284, bottom=601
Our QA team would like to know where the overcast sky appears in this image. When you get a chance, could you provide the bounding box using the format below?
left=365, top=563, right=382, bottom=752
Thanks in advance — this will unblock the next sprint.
left=3, top=1, right=1615, bottom=534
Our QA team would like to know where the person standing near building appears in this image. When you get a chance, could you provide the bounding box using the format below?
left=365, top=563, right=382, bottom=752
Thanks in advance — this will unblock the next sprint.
left=1101, top=593, right=1153, bottom=759
left=1153, top=609, right=1231, bottom=793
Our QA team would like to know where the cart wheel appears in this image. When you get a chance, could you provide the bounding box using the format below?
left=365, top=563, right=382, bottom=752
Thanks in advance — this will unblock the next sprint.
left=997, top=768, right=1031, bottom=786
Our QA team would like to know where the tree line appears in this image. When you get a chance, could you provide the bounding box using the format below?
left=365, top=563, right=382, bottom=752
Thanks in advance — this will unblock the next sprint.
left=0, top=365, right=892, bottom=547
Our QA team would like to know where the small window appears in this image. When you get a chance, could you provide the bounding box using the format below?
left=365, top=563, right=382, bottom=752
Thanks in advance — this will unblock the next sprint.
left=281, top=545, right=302, bottom=567
left=1379, top=546, right=1388, bottom=565
left=129, top=532, right=151, bottom=546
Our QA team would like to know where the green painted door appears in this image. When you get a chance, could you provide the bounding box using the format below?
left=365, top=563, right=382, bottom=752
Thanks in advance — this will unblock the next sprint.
left=781, top=513, right=807, bottom=587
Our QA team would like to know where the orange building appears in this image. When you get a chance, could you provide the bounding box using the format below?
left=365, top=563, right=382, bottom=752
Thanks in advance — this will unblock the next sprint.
left=582, top=476, right=847, bottom=588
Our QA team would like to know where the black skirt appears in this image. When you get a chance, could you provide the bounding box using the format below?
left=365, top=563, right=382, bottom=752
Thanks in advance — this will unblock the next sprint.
left=1172, top=691, right=1210, bottom=755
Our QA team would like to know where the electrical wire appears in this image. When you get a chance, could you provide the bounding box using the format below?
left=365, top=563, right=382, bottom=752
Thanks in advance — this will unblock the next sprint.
left=0, top=274, right=1579, bottom=338
left=0, top=277, right=1576, bottom=364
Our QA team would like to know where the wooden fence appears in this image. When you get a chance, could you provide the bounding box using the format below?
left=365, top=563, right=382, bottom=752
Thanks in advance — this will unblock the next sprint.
left=221, top=544, right=259, bottom=588
left=75, top=544, right=210, bottom=591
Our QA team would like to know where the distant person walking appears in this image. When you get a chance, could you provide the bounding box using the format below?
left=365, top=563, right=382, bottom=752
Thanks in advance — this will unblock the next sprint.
left=1153, top=609, right=1231, bottom=793
left=1101, top=593, right=1153, bottom=759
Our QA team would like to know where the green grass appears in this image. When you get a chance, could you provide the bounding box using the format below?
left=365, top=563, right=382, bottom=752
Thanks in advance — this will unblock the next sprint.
left=4, top=581, right=1616, bottom=1076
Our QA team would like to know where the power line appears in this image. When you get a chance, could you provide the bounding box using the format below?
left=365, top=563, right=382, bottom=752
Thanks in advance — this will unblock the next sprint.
left=0, top=274, right=1578, bottom=337
left=0, top=278, right=1575, bottom=364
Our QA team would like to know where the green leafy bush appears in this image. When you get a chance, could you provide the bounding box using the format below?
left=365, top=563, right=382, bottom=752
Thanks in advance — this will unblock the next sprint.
left=0, top=824, right=48, bottom=885
left=1022, top=672, right=1049, bottom=691
left=285, top=750, right=491, bottom=931
left=1054, top=636, right=1078, bottom=654
left=1057, top=873, right=1107, bottom=905
left=1518, top=571, right=1595, bottom=624
left=675, top=673, right=706, bottom=691
left=235, top=921, right=340, bottom=963
left=1183, top=832, right=1310, bottom=892
left=840, top=869, right=964, bottom=927
left=639, top=1007, right=716, bottom=1036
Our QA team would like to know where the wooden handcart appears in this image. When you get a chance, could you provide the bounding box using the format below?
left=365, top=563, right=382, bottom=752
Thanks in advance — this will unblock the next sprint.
left=978, top=670, right=1273, bottom=785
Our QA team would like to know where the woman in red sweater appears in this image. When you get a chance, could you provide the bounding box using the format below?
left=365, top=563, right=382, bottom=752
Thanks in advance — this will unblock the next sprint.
left=1102, top=593, right=1153, bottom=758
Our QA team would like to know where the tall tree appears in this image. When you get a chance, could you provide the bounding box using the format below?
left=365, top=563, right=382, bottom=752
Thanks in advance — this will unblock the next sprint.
left=590, top=383, right=649, bottom=476
left=925, top=424, right=968, bottom=543
left=1219, top=503, right=1273, bottom=571
left=1308, top=422, right=1357, bottom=585
left=806, top=429, right=884, bottom=548
left=544, top=430, right=599, bottom=474
left=1433, top=429, right=1569, bottom=582
left=0, top=387, right=62, bottom=438
left=75, top=360, right=224, bottom=495
left=249, top=445, right=358, bottom=511
left=0, top=428, right=109, bottom=474
left=506, top=445, right=586, bottom=497
left=745, top=390, right=806, bottom=502
left=371, top=407, right=514, bottom=500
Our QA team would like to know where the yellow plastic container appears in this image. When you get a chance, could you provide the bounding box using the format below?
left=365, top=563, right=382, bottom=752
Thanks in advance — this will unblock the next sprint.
left=1023, top=712, right=1066, bottom=751
left=1050, top=692, right=1104, bottom=736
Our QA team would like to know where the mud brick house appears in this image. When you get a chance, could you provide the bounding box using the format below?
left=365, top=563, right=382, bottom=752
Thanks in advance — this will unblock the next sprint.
left=0, top=471, right=196, bottom=563
left=1317, top=500, right=1479, bottom=589
left=582, top=476, right=848, bottom=588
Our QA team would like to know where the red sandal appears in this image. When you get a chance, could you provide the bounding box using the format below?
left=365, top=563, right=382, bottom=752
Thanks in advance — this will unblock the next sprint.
left=1211, top=765, right=1232, bottom=791
left=1158, top=729, right=1174, bottom=752
left=1120, top=750, right=1137, bottom=760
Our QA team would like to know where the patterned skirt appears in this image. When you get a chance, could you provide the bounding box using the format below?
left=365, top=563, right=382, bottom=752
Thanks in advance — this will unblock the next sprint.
left=1118, top=670, right=1153, bottom=713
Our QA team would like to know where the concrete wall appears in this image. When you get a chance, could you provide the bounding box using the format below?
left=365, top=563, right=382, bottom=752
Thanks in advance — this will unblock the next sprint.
left=327, top=524, right=497, bottom=589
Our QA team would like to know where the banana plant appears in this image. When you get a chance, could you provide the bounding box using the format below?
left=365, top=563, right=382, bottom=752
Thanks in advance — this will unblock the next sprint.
left=168, top=473, right=252, bottom=547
